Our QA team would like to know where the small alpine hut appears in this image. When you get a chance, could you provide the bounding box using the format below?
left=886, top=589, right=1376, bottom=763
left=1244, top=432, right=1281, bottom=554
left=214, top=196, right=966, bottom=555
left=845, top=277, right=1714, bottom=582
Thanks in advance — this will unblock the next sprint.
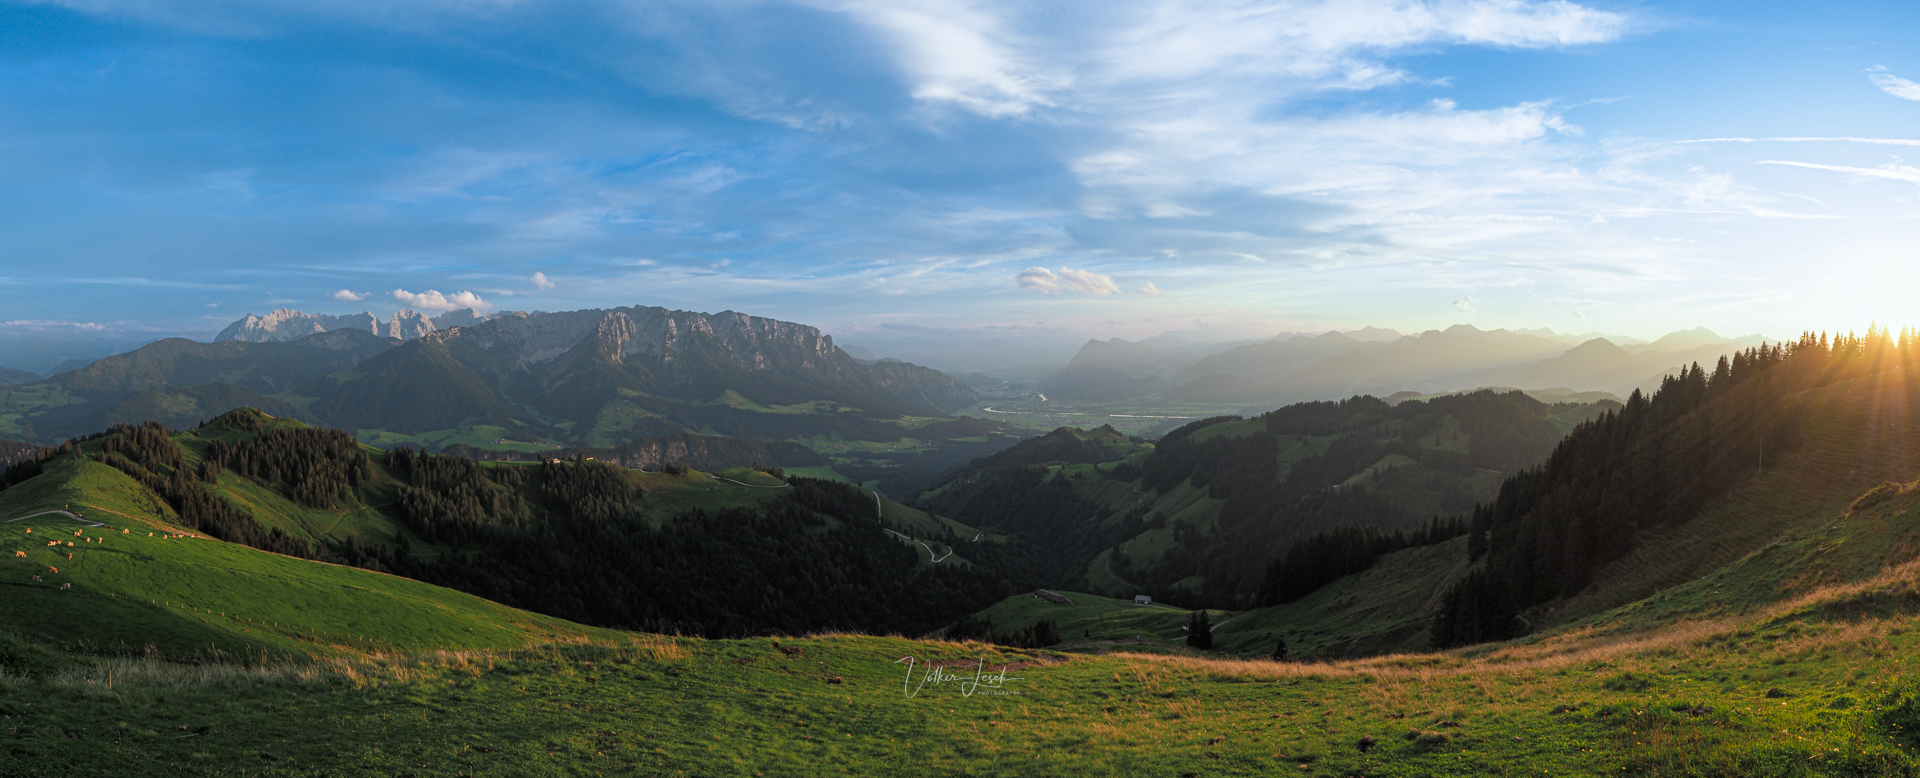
left=1033, top=589, right=1073, bottom=605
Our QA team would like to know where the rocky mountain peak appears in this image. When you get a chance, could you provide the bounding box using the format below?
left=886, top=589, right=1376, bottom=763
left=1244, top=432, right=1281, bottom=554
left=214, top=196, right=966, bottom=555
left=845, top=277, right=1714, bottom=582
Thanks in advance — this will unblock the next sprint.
left=216, top=307, right=493, bottom=343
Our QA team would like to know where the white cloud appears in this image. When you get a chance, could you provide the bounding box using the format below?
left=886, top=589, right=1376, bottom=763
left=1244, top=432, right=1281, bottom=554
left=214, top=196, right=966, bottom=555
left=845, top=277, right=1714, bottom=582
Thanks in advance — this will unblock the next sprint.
left=390, top=288, right=492, bottom=312
left=1452, top=295, right=1478, bottom=312
left=0, top=319, right=108, bottom=331
left=1016, top=266, right=1122, bottom=297
left=1138, top=281, right=1164, bottom=295
left=814, top=0, right=1057, bottom=117
left=1760, top=160, right=1920, bottom=186
left=1680, top=137, right=1920, bottom=147
left=332, top=289, right=369, bottom=302
left=1016, top=267, right=1062, bottom=293
left=1869, top=66, right=1920, bottom=101
left=821, top=0, right=1626, bottom=120
left=530, top=271, right=556, bottom=291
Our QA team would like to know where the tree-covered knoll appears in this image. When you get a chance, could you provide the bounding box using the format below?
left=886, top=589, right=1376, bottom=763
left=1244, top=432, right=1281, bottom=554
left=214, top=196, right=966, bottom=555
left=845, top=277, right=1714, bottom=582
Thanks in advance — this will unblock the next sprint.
left=1432, top=328, right=1919, bottom=648
left=0, top=410, right=1008, bottom=641
left=918, top=388, right=1585, bottom=612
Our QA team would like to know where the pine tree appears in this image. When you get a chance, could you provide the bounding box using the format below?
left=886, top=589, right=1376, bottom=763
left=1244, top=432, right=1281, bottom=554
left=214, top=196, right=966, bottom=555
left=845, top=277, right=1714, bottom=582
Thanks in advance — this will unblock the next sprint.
left=1271, top=636, right=1289, bottom=662
left=1186, top=611, right=1213, bottom=650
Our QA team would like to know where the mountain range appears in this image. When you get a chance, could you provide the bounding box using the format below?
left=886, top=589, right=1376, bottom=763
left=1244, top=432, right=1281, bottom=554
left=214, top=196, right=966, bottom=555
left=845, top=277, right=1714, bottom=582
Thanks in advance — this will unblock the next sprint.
left=0, top=306, right=978, bottom=455
left=215, top=307, right=491, bottom=343
left=1045, top=324, right=1773, bottom=406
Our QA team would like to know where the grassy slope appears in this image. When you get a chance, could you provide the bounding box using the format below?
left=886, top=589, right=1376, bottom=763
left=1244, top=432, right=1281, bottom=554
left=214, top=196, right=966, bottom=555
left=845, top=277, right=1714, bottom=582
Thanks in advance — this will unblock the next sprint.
left=1214, top=537, right=1473, bottom=660
left=1, top=424, right=968, bottom=660
left=15, top=385, right=1920, bottom=773
left=10, top=584, right=1920, bottom=776
left=1531, top=369, right=1920, bottom=633
left=0, top=457, right=616, bottom=660
left=1203, top=371, right=1920, bottom=663
left=958, top=590, right=1230, bottom=654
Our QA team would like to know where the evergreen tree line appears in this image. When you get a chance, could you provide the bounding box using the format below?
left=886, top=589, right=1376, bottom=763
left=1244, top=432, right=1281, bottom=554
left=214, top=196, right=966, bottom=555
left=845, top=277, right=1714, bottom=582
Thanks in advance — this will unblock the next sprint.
left=913, top=390, right=1567, bottom=610
left=90, top=423, right=314, bottom=558
left=1128, top=390, right=1558, bottom=604
left=1253, top=515, right=1470, bottom=606
left=1186, top=610, right=1213, bottom=649
left=382, top=447, right=534, bottom=545
left=352, top=461, right=1004, bottom=638
left=202, top=427, right=373, bottom=509
left=943, top=614, right=1062, bottom=648
left=1430, top=330, right=1910, bottom=649
left=0, top=439, right=88, bottom=494
left=915, top=462, right=1126, bottom=588
left=0, top=457, right=43, bottom=492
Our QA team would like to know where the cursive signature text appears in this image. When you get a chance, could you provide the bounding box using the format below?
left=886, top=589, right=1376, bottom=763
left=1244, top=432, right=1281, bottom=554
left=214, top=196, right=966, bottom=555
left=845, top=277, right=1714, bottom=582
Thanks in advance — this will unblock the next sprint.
left=893, top=656, right=1023, bottom=698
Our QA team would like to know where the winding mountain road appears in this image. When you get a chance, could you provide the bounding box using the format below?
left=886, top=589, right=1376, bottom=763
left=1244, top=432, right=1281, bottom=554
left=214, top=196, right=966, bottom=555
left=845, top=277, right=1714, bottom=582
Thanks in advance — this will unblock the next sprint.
left=872, top=491, right=953, bottom=563
left=3, top=510, right=103, bottom=527
left=710, top=474, right=791, bottom=489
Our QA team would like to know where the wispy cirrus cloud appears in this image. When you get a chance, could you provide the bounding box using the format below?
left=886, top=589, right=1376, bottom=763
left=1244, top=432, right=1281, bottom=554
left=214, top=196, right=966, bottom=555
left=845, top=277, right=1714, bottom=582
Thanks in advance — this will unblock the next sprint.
left=16, top=0, right=1893, bottom=348
left=1679, top=137, right=1920, bottom=147
left=1760, top=160, right=1920, bottom=186
left=1868, top=66, right=1920, bottom=101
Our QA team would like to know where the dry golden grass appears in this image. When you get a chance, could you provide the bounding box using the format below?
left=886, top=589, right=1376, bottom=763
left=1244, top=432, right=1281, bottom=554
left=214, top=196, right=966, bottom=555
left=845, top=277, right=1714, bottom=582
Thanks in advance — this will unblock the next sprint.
left=1110, top=550, right=1920, bottom=689
left=47, top=633, right=688, bottom=692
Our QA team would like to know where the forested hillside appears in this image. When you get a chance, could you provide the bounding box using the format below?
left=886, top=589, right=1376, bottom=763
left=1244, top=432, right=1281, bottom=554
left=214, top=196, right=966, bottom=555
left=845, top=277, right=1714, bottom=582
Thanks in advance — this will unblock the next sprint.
left=916, top=389, right=1609, bottom=608
left=0, top=410, right=1010, bottom=640
left=1432, top=327, right=1920, bottom=647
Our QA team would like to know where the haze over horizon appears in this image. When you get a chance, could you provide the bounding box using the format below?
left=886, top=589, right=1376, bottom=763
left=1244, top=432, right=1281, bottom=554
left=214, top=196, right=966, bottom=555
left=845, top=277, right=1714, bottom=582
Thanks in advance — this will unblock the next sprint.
left=3, top=0, right=1917, bottom=366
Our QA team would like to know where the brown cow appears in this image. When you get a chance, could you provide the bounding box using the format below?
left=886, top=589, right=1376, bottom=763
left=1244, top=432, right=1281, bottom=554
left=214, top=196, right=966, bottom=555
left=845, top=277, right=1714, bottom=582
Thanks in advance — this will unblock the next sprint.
left=59, top=583, right=70, bottom=591
left=12, top=551, right=22, bottom=557
left=30, top=575, right=40, bottom=582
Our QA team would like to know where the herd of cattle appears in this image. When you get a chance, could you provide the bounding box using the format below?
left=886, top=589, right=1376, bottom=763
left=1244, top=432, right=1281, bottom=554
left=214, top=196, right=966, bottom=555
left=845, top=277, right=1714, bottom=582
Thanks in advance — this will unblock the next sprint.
left=11, top=521, right=196, bottom=592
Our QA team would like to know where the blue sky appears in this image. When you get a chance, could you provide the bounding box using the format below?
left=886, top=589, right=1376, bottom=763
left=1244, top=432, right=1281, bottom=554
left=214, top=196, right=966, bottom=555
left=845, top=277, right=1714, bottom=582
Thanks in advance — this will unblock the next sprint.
left=3, top=0, right=1920, bottom=368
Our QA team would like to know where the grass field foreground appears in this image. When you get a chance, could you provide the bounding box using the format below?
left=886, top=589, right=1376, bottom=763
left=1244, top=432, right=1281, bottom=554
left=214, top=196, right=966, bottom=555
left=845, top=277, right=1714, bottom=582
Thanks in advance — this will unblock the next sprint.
left=7, top=571, right=1920, bottom=778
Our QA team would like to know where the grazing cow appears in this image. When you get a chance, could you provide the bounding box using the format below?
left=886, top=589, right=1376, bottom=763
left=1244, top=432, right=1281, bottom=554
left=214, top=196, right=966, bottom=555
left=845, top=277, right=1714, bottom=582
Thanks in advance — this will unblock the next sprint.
left=59, top=583, right=70, bottom=591
left=30, top=575, right=40, bottom=582
left=48, top=567, right=57, bottom=573
left=13, top=551, right=22, bottom=557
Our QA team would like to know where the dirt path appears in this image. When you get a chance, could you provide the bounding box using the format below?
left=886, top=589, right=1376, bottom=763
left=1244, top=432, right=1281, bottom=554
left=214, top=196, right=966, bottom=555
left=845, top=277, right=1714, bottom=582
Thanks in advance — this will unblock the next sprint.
left=872, top=491, right=953, bottom=563
left=710, top=475, right=790, bottom=490
left=321, top=503, right=392, bottom=536
left=3, top=509, right=103, bottom=527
